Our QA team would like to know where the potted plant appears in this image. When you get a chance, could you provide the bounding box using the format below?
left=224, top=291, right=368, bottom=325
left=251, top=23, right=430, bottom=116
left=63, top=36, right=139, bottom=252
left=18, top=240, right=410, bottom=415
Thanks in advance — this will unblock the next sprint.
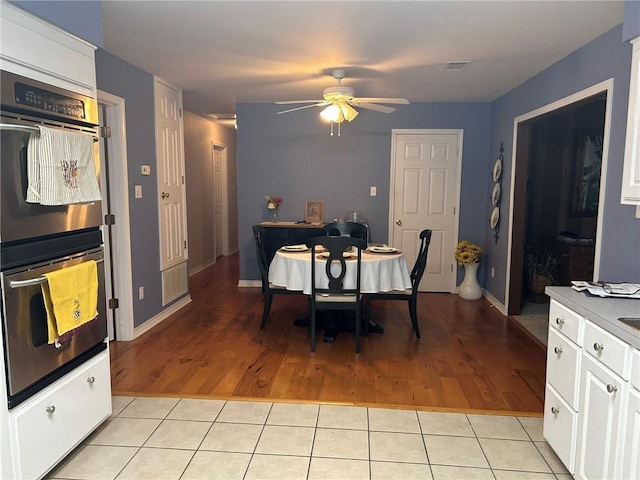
left=526, top=248, right=564, bottom=296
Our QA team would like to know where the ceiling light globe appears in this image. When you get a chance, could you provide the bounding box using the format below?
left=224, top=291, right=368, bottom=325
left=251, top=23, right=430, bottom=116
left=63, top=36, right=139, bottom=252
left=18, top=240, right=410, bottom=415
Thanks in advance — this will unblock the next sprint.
left=320, top=104, right=344, bottom=123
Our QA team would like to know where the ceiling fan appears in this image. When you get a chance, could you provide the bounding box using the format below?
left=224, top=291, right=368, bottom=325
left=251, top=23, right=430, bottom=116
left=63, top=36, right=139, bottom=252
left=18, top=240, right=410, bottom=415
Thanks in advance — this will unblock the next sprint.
left=275, top=69, right=409, bottom=133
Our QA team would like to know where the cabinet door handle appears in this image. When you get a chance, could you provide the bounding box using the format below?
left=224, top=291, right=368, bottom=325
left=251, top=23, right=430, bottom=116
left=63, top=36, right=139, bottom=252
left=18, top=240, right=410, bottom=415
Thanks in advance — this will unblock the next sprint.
left=555, top=317, right=564, bottom=326
left=46, top=405, right=56, bottom=414
left=553, top=346, right=562, bottom=355
left=87, top=376, right=95, bottom=384
left=606, top=384, right=617, bottom=394
left=593, top=342, right=604, bottom=352
left=551, top=406, right=559, bottom=414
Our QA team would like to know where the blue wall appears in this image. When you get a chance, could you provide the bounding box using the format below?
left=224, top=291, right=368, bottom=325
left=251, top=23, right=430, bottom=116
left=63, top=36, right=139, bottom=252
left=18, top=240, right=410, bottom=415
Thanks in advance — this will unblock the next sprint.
left=237, top=102, right=492, bottom=281
left=623, top=0, right=640, bottom=41
left=484, top=24, right=640, bottom=303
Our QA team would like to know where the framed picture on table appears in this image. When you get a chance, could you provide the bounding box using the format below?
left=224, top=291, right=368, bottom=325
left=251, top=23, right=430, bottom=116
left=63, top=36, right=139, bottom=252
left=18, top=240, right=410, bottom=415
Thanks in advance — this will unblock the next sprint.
left=305, top=200, right=325, bottom=224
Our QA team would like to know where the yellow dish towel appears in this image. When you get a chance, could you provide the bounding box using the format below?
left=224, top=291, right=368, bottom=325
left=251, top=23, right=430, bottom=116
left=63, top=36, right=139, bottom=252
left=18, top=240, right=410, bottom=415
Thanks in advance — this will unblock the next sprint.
left=42, top=260, right=99, bottom=344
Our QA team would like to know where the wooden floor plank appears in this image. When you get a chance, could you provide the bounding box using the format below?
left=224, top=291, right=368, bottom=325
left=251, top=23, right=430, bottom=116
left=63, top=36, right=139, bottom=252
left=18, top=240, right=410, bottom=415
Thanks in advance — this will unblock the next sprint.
left=110, top=253, right=547, bottom=414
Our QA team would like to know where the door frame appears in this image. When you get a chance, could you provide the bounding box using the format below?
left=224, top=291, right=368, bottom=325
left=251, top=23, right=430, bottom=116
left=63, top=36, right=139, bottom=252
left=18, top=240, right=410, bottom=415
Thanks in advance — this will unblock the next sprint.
left=505, top=79, right=613, bottom=314
left=389, top=129, right=463, bottom=293
left=97, top=90, right=135, bottom=341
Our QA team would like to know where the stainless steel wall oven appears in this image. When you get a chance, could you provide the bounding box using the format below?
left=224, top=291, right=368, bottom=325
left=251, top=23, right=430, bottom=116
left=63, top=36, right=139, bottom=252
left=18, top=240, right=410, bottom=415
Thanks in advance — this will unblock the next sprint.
left=0, top=71, right=107, bottom=408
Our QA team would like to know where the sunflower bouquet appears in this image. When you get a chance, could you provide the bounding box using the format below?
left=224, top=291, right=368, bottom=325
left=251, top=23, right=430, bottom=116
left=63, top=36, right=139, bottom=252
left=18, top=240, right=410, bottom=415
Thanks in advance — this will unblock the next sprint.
left=455, top=240, right=482, bottom=265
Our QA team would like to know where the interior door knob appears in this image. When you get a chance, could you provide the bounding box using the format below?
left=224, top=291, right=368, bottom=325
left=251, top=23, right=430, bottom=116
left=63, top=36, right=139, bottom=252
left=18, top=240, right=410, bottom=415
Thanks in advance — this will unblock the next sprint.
left=161, top=192, right=170, bottom=199
left=395, top=219, right=402, bottom=226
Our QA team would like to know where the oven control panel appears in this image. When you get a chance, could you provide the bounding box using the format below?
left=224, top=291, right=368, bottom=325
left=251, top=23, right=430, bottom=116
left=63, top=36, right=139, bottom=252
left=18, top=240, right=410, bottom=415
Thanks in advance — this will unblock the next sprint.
left=14, top=82, right=86, bottom=119
left=0, top=70, right=98, bottom=126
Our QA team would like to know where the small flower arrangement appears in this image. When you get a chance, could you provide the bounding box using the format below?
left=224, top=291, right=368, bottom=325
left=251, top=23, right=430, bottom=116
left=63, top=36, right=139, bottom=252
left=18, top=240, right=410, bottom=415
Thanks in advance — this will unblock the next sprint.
left=455, top=240, right=482, bottom=265
left=265, top=195, right=283, bottom=210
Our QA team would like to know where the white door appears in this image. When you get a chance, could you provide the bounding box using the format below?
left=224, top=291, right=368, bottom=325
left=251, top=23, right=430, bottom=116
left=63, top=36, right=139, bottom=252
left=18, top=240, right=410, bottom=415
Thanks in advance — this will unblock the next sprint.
left=390, top=130, right=461, bottom=292
left=213, top=146, right=223, bottom=258
left=155, top=78, right=188, bottom=269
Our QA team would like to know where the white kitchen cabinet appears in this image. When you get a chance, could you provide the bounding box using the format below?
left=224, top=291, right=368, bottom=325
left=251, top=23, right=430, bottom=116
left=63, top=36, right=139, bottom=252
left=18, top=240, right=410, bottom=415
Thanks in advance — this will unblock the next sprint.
left=620, top=350, right=640, bottom=480
left=575, top=353, right=625, bottom=480
left=544, top=384, right=579, bottom=472
left=9, top=350, right=111, bottom=480
left=544, top=291, right=639, bottom=480
left=0, top=2, right=96, bottom=96
left=543, top=299, right=584, bottom=474
left=621, top=37, right=640, bottom=205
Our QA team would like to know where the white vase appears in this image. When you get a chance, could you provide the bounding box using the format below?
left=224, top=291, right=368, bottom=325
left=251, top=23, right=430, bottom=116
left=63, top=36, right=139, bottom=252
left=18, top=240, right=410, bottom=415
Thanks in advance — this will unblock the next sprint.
left=458, top=262, right=482, bottom=300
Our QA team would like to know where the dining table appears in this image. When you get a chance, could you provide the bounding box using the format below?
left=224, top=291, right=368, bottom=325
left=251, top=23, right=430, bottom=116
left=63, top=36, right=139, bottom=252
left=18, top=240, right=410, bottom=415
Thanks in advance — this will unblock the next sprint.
left=268, top=243, right=412, bottom=341
left=268, top=244, right=412, bottom=295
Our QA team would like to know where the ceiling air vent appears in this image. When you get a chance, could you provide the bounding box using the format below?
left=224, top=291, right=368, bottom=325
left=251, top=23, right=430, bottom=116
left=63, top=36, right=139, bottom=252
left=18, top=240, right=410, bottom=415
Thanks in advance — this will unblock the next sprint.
left=441, top=61, right=471, bottom=71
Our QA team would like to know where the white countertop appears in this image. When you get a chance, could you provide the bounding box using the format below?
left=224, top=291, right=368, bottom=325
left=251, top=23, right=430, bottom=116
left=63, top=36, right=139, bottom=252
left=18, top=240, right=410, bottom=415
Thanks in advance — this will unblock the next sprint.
left=546, top=286, right=640, bottom=349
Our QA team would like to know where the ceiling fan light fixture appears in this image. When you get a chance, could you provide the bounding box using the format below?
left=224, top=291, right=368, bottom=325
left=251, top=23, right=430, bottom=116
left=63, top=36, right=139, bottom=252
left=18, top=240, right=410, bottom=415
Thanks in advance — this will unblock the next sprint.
left=340, top=101, right=359, bottom=122
left=320, top=103, right=344, bottom=123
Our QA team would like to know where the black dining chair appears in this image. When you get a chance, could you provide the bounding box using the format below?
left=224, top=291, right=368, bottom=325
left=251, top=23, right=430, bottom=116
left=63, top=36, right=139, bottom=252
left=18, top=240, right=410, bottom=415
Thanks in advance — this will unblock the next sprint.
left=306, top=236, right=367, bottom=353
left=323, top=221, right=369, bottom=244
left=252, top=224, right=305, bottom=329
left=365, top=229, right=432, bottom=338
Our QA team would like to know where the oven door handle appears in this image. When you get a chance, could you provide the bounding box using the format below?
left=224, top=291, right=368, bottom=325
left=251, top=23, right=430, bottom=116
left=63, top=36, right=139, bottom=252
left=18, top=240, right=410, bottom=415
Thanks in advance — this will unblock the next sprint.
left=0, top=123, right=41, bottom=134
left=0, top=123, right=99, bottom=142
left=9, top=258, right=104, bottom=289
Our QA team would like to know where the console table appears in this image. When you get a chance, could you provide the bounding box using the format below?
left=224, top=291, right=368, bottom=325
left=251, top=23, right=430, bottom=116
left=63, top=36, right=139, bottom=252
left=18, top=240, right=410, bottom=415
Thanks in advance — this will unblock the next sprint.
left=259, top=222, right=325, bottom=262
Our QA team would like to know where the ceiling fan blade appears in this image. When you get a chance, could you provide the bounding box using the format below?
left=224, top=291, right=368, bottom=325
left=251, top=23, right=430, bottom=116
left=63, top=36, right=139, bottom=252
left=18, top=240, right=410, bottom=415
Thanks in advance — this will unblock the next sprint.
left=276, top=102, right=327, bottom=114
left=352, top=97, right=410, bottom=105
left=355, top=102, right=396, bottom=114
left=274, top=100, right=323, bottom=105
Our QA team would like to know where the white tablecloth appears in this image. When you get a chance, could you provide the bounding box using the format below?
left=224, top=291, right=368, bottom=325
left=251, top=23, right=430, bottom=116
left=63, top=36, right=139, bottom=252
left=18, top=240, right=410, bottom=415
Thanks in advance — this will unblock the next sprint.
left=268, top=249, right=412, bottom=295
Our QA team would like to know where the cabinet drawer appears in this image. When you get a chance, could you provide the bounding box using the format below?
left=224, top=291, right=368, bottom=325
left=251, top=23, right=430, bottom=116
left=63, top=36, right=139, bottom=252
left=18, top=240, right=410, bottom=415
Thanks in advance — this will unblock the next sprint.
left=10, top=351, right=111, bottom=480
left=584, top=320, right=629, bottom=378
left=549, top=299, right=583, bottom=345
left=544, top=385, right=577, bottom=474
left=546, top=328, right=582, bottom=409
left=631, top=349, right=640, bottom=391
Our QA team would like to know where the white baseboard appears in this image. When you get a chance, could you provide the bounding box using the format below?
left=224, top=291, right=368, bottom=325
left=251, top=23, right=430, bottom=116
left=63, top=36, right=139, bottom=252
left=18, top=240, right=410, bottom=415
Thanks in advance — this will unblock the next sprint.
left=483, top=290, right=507, bottom=316
left=238, top=280, right=261, bottom=288
left=189, top=259, right=216, bottom=277
left=133, top=295, right=192, bottom=339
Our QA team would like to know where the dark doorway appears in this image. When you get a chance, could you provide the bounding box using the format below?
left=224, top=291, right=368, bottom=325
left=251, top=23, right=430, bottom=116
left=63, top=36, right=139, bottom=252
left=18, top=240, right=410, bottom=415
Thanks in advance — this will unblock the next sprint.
left=508, top=92, right=606, bottom=315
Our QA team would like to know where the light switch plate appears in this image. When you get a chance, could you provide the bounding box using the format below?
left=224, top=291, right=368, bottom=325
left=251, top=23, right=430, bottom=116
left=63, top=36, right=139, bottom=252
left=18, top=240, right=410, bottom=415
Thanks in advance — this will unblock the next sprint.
left=134, top=185, right=143, bottom=198
left=370, top=186, right=377, bottom=196
left=141, top=165, right=151, bottom=175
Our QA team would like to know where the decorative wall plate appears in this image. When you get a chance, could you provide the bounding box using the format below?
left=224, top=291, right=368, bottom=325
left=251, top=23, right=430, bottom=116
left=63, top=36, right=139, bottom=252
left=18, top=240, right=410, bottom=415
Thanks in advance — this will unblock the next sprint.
left=492, top=158, right=502, bottom=182
left=490, top=206, right=500, bottom=229
left=491, top=183, right=501, bottom=205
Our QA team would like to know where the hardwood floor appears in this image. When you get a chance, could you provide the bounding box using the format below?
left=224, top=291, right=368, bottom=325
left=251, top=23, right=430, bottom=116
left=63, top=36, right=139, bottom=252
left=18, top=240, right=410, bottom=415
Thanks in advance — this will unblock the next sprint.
left=110, top=253, right=546, bottom=415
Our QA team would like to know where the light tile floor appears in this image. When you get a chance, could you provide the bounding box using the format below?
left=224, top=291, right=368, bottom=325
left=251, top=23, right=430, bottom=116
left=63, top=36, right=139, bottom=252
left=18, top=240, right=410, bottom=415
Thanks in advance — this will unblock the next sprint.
left=47, top=396, right=571, bottom=480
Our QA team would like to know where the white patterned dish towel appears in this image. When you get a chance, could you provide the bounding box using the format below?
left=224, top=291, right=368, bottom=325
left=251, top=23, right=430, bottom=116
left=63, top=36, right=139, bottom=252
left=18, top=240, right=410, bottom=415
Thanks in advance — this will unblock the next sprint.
left=26, top=125, right=102, bottom=205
